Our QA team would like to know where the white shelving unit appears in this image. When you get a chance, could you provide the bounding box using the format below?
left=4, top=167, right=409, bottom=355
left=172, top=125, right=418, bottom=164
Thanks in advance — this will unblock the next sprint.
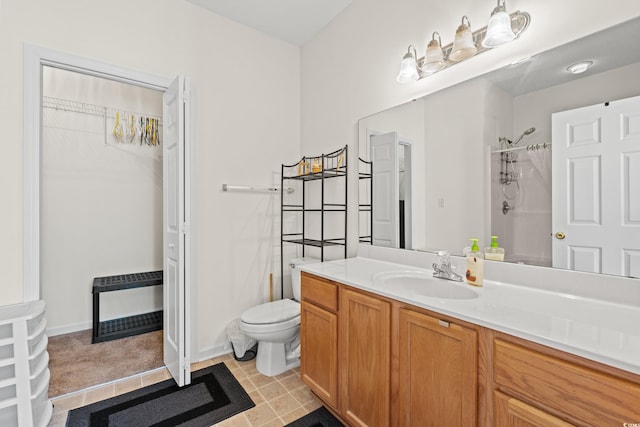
left=0, top=301, right=52, bottom=427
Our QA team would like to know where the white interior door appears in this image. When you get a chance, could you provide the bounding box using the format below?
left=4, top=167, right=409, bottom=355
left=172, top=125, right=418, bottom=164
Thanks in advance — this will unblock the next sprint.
left=552, top=95, right=640, bottom=277
left=163, top=75, right=191, bottom=386
left=371, top=132, right=399, bottom=247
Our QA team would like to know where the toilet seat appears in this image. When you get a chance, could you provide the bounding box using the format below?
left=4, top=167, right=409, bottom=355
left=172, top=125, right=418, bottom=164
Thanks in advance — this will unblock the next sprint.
left=240, top=315, right=300, bottom=334
left=240, top=299, right=300, bottom=334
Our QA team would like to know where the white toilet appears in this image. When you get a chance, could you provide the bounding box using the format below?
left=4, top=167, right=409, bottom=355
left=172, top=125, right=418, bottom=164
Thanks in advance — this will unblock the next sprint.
left=240, top=257, right=319, bottom=376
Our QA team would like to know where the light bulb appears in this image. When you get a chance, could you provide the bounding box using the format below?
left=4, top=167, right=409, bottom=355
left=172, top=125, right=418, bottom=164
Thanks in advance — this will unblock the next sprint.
left=450, top=16, right=477, bottom=62
left=422, top=33, right=446, bottom=74
left=483, top=3, right=516, bottom=48
left=396, top=48, right=419, bottom=83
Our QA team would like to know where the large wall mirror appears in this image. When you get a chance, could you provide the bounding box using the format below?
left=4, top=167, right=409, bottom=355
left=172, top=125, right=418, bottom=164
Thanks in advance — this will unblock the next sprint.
left=358, top=17, right=640, bottom=278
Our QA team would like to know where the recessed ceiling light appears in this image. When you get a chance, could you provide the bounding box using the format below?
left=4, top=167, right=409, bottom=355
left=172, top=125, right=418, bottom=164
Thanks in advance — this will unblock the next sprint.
left=566, top=61, right=593, bottom=74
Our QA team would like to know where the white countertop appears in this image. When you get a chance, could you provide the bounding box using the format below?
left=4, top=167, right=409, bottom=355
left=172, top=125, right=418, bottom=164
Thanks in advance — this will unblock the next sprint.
left=299, top=256, right=640, bottom=376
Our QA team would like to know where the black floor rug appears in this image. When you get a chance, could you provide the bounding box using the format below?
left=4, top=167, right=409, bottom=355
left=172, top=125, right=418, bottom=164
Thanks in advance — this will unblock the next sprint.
left=285, top=406, right=344, bottom=427
left=66, top=363, right=254, bottom=427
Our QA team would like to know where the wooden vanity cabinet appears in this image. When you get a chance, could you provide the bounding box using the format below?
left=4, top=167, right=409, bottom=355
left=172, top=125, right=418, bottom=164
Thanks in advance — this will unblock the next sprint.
left=397, top=307, right=477, bottom=427
left=340, top=287, right=391, bottom=427
left=300, top=272, right=339, bottom=408
left=300, top=272, right=640, bottom=427
left=492, top=335, right=640, bottom=427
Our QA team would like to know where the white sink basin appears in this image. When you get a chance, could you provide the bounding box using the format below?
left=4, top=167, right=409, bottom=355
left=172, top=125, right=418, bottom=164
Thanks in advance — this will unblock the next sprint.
left=373, top=271, right=478, bottom=300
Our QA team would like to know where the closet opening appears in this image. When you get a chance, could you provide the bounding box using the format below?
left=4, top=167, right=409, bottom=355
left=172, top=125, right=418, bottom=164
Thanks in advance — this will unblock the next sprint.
left=41, top=66, right=165, bottom=397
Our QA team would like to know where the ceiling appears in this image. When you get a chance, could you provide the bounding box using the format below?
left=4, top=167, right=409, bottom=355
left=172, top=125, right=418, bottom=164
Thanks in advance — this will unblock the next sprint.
left=485, top=17, right=640, bottom=96
left=186, top=0, right=352, bottom=46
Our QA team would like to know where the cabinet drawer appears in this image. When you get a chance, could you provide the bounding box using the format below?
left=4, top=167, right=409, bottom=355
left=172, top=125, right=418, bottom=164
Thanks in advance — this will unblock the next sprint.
left=301, top=272, right=338, bottom=312
left=494, top=339, right=640, bottom=425
left=494, top=391, right=575, bottom=427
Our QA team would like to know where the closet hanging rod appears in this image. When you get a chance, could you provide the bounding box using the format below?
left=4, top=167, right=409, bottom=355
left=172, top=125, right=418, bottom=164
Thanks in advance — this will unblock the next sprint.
left=492, top=142, right=552, bottom=154
left=42, top=96, right=162, bottom=124
left=222, top=184, right=294, bottom=194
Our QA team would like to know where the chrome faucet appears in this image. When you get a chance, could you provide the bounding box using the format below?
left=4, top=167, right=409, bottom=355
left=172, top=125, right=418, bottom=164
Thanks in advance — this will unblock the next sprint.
left=432, top=251, right=463, bottom=282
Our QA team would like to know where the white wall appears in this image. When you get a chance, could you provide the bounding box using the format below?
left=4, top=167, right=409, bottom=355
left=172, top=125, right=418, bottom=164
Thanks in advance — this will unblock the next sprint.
left=301, top=0, right=640, bottom=257
left=0, top=0, right=300, bottom=359
left=422, top=78, right=512, bottom=254
left=42, top=67, right=164, bottom=334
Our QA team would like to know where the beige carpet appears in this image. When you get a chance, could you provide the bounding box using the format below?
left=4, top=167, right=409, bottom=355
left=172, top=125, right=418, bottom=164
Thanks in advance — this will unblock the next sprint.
left=48, top=329, right=163, bottom=397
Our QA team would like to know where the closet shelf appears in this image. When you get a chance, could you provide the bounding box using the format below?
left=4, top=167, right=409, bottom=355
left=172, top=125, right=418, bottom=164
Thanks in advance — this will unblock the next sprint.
left=43, top=96, right=162, bottom=124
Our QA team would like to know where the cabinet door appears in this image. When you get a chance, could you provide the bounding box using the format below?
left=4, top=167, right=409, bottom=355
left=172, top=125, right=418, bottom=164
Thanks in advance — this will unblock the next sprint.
left=398, top=308, right=477, bottom=427
left=340, top=288, right=391, bottom=427
left=300, top=301, right=338, bottom=407
left=494, top=391, right=575, bottom=427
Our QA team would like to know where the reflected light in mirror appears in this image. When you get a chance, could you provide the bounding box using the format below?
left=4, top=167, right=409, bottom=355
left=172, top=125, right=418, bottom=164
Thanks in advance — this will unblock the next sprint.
left=566, top=61, right=594, bottom=74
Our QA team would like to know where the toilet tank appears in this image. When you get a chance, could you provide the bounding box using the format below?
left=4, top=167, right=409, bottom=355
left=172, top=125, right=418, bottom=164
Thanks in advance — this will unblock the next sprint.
left=289, top=257, right=320, bottom=301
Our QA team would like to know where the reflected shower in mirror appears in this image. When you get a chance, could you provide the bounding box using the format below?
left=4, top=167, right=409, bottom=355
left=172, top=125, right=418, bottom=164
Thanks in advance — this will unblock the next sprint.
left=358, top=17, right=640, bottom=278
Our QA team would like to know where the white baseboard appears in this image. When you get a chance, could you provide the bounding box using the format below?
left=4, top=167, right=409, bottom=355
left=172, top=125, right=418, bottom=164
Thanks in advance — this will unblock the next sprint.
left=196, top=344, right=232, bottom=363
left=46, top=321, right=93, bottom=337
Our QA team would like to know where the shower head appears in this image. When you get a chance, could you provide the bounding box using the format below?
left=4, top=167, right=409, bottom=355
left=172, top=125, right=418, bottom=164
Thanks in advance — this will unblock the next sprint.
left=511, top=127, right=536, bottom=146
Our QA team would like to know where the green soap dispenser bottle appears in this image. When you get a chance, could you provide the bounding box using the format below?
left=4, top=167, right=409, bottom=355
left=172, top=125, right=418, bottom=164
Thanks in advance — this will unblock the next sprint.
left=465, top=238, right=484, bottom=287
left=485, top=235, right=505, bottom=261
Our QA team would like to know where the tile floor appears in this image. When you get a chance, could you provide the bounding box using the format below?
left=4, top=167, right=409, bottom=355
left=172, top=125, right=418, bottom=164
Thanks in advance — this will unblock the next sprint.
left=47, top=353, right=322, bottom=427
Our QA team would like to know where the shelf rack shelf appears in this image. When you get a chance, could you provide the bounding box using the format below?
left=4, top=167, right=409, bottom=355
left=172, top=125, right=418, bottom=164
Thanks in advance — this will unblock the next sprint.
left=358, top=157, right=373, bottom=244
left=280, top=146, right=348, bottom=296
left=0, top=301, right=52, bottom=427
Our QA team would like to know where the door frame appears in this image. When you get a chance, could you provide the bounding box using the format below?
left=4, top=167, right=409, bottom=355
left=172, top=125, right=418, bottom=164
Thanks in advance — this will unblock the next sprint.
left=398, top=139, right=413, bottom=250
left=22, top=46, right=195, bottom=352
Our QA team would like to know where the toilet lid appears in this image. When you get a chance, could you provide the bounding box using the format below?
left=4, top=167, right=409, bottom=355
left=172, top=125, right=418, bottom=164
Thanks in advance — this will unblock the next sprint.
left=241, top=299, right=300, bottom=325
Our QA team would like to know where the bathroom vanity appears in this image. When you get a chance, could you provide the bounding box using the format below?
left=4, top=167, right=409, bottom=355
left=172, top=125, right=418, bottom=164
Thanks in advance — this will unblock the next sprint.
left=299, top=257, right=640, bottom=427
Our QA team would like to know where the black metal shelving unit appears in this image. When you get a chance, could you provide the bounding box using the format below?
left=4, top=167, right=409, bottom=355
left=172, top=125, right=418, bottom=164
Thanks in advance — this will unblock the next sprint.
left=280, top=146, right=348, bottom=297
left=358, top=157, right=373, bottom=244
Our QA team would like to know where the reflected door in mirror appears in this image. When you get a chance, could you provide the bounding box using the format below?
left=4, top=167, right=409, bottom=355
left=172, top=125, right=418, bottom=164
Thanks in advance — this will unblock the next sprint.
left=552, top=95, right=640, bottom=277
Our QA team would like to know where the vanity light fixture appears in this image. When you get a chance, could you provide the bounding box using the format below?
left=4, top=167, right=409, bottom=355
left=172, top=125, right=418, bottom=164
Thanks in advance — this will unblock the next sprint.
left=450, top=16, right=477, bottom=62
left=396, top=45, right=420, bottom=83
left=566, top=60, right=593, bottom=74
left=422, top=32, right=446, bottom=74
left=483, top=0, right=516, bottom=47
left=396, top=1, right=530, bottom=83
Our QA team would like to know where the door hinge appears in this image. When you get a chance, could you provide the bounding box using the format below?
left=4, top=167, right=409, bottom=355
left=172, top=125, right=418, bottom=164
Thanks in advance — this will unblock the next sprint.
left=183, top=89, right=190, bottom=102
left=182, top=222, right=190, bottom=235
left=183, top=357, right=190, bottom=368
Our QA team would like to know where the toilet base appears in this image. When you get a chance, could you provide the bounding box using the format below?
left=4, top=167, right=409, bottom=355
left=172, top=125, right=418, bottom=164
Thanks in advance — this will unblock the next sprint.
left=255, top=341, right=300, bottom=377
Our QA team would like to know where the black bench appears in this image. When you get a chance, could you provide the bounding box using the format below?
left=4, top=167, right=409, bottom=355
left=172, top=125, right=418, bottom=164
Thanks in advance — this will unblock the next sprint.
left=92, top=271, right=163, bottom=343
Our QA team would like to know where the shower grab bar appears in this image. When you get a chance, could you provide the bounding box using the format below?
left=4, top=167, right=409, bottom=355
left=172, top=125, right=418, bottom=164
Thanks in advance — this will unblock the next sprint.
left=222, top=184, right=294, bottom=194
